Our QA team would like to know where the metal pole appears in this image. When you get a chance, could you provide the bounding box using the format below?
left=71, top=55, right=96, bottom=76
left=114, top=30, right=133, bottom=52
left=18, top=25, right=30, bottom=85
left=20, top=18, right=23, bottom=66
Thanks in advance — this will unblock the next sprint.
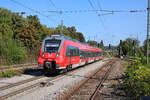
left=60, top=19, right=63, bottom=35
left=59, top=11, right=63, bottom=36
left=120, top=40, right=122, bottom=57
left=147, top=0, right=150, bottom=64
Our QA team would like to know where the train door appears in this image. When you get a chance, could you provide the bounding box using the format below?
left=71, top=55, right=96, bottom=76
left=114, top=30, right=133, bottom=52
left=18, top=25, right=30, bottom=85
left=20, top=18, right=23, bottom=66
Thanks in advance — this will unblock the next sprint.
left=74, top=47, right=80, bottom=65
left=70, top=47, right=80, bottom=68
left=65, top=46, right=80, bottom=68
left=65, top=45, right=72, bottom=66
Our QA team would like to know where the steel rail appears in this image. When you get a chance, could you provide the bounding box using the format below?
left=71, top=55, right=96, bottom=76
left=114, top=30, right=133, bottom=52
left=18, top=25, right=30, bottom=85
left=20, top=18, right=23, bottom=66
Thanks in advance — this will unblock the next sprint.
left=61, top=60, right=113, bottom=100
left=0, top=59, right=108, bottom=100
left=0, top=74, right=64, bottom=100
left=0, top=75, right=45, bottom=91
left=89, top=61, right=114, bottom=100
left=0, top=60, right=99, bottom=100
left=0, top=63, right=37, bottom=70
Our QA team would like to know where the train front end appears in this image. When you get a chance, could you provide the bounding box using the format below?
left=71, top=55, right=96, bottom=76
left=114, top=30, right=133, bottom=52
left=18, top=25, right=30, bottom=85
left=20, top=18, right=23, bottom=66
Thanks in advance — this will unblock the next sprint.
left=38, top=35, right=63, bottom=74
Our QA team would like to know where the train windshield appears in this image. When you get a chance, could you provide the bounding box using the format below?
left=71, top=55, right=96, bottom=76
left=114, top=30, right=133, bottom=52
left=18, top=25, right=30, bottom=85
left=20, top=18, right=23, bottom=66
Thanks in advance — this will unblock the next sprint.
left=44, top=40, right=61, bottom=53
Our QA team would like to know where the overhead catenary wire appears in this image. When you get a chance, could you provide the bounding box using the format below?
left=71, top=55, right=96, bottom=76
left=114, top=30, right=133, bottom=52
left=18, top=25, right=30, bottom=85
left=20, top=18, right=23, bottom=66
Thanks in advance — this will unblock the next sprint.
left=10, top=0, right=59, bottom=24
left=46, top=9, right=146, bottom=14
left=96, top=0, right=102, bottom=11
left=88, top=0, right=95, bottom=9
left=96, top=0, right=106, bottom=21
left=48, top=0, right=72, bottom=25
left=88, top=0, right=106, bottom=29
left=48, top=0, right=58, bottom=9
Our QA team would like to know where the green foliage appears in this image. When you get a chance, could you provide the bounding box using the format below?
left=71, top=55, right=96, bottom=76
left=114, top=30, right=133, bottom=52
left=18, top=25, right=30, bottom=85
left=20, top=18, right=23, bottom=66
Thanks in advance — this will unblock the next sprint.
left=87, top=40, right=98, bottom=47
left=0, top=67, right=15, bottom=77
left=55, top=26, right=86, bottom=42
left=16, top=24, right=40, bottom=49
left=1, top=40, right=26, bottom=64
left=0, top=8, right=86, bottom=65
left=118, top=38, right=140, bottom=56
left=0, top=67, right=23, bottom=78
left=99, top=40, right=104, bottom=49
left=123, top=58, right=150, bottom=99
left=0, top=8, right=12, bottom=25
left=103, top=52, right=107, bottom=56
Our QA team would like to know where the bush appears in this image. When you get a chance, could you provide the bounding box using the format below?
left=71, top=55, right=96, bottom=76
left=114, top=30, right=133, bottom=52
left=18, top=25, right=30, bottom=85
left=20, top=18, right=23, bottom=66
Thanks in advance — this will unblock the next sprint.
left=0, top=67, right=23, bottom=77
left=0, top=67, right=15, bottom=77
left=123, top=58, right=150, bottom=99
left=1, top=40, right=26, bottom=64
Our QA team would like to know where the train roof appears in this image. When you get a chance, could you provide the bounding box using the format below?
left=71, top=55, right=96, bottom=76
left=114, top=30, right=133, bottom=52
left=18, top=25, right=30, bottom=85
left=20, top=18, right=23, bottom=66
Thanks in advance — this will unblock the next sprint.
left=43, top=35, right=102, bottom=51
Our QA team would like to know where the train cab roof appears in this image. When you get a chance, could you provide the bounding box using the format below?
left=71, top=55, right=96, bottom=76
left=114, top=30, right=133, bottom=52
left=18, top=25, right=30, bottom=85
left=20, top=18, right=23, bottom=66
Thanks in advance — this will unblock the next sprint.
left=43, top=35, right=103, bottom=51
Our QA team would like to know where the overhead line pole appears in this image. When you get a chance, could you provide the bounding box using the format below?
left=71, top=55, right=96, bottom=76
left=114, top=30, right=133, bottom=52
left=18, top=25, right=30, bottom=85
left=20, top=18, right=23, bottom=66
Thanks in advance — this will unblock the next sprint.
left=48, top=11, right=63, bottom=35
left=147, top=0, right=150, bottom=64
left=48, top=0, right=63, bottom=35
left=60, top=11, right=63, bottom=36
left=60, top=19, right=63, bottom=35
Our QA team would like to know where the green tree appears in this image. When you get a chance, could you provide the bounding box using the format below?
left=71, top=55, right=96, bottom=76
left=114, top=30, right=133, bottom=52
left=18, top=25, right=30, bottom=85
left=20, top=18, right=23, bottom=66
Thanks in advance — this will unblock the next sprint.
left=0, top=8, right=12, bottom=25
left=75, top=32, right=85, bottom=42
left=11, top=12, right=27, bottom=39
left=15, top=24, right=40, bottom=49
left=0, top=13, right=26, bottom=64
left=99, top=40, right=104, bottom=49
left=87, top=40, right=98, bottom=47
left=0, top=8, right=87, bottom=65
left=119, top=38, right=139, bottom=56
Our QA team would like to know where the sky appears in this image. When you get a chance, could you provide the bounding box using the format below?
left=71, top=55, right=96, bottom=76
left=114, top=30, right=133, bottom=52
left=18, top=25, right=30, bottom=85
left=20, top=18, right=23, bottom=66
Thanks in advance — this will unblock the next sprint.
left=0, top=0, right=148, bottom=46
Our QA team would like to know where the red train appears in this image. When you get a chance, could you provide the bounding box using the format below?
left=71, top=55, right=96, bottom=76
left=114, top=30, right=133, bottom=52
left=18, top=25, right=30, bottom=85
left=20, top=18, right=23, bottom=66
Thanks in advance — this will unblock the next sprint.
left=38, top=35, right=104, bottom=74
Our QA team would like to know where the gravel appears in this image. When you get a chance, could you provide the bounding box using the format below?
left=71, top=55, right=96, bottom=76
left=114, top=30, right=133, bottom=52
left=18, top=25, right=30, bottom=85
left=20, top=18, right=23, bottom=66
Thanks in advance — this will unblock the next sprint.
left=5, top=60, right=105, bottom=100
left=0, top=69, right=43, bottom=88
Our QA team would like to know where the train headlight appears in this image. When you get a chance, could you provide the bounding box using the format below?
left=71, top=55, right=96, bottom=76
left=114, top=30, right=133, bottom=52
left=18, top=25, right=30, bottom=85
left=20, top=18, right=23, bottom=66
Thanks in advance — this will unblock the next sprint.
left=42, top=52, right=45, bottom=57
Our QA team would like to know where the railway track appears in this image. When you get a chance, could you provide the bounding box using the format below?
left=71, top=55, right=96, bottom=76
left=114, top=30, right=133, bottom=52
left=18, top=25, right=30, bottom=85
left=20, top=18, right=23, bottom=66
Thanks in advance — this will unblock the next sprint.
left=0, top=61, right=103, bottom=100
left=0, top=58, right=110, bottom=100
left=0, top=75, right=45, bottom=91
left=0, top=74, right=64, bottom=100
left=0, top=72, right=68, bottom=100
left=61, top=60, right=115, bottom=100
left=90, top=61, right=114, bottom=100
left=0, top=63, right=38, bottom=70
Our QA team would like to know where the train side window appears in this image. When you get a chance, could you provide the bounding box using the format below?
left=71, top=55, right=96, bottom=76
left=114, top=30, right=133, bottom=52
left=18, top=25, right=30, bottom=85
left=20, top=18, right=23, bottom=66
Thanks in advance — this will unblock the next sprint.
left=86, top=52, right=88, bottom=58
left=82, top=51, right=85, bottom=59
left=73, top=47, right=75, bottom=57
left=83, top=51, right=85, bottom=58
left=74, top=47, right=77, bottom=56
left=76, top=47, right=79, bottom=56
left=84, top=51, right=86, bottom=58
left=65, top=46, right=69, bottom=57
left=66, top=46, right=80, bottom=57
left=70, top=48, right=74, bottom=57
left=80, top=50, right=84, bottom=59
left=66, top=46, right=72, bottom=57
